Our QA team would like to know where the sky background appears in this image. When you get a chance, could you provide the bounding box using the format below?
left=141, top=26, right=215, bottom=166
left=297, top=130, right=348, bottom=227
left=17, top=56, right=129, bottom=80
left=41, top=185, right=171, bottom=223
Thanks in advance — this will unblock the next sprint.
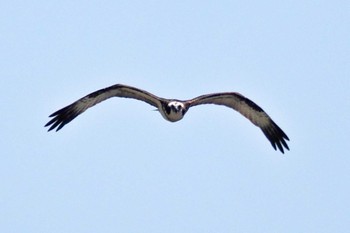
left=1, top=0, right=349, bottom=232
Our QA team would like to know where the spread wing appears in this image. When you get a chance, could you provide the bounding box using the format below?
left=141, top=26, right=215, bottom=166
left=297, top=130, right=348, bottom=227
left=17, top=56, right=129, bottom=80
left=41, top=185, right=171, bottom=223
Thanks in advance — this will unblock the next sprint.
left=45, top=84, right=163, bottom=131
left=188, top=93, right=289, bottom=153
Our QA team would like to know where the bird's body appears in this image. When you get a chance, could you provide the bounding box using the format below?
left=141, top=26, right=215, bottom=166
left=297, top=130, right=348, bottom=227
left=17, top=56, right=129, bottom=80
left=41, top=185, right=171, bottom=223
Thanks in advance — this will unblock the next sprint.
left=45, top=84, right=290, bottom=153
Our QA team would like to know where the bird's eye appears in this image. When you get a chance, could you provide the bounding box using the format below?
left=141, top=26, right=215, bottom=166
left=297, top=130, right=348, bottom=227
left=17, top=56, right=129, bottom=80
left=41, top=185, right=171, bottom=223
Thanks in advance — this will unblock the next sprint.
left=165, top=105, right=171, bottom=114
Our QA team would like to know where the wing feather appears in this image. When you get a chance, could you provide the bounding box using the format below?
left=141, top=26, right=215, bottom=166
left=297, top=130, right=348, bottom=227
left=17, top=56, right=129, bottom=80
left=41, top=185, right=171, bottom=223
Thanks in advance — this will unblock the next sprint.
left=188, top=93, right=289, bottom=153
left=45, top=84, right=162, bottom=131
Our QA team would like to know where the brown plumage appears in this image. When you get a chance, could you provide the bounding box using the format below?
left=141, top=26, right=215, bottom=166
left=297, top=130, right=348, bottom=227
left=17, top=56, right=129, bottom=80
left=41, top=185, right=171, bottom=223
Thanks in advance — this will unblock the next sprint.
left=45, top=84, right=290, bottom=153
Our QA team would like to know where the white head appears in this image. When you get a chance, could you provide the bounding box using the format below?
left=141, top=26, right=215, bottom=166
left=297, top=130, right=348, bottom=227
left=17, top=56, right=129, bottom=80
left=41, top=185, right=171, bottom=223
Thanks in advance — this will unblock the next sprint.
left=160, top=101, right=187, bottom=122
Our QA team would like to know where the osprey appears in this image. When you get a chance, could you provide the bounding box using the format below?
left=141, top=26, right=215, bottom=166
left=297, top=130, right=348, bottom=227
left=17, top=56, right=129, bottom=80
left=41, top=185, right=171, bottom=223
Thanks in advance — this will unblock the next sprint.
left=45, top=84, right=290, bottom=153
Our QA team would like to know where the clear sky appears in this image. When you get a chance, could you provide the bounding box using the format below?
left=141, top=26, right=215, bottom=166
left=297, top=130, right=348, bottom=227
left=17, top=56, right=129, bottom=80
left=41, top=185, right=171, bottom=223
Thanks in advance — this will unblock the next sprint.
left=1, top=0, right=349, bottom=232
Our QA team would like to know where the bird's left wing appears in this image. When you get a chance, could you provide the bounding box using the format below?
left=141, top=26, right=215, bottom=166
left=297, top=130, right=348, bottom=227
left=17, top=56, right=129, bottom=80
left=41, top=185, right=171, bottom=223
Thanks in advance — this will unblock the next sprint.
left=188, top=93, right=289, bottom=153
left=45, top=84, right=163, bottom=131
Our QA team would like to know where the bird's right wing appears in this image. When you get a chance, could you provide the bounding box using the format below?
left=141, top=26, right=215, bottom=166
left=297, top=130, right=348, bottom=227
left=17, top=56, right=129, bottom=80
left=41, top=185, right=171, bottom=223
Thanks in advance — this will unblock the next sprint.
left=45, top=84, right=163, bottom=131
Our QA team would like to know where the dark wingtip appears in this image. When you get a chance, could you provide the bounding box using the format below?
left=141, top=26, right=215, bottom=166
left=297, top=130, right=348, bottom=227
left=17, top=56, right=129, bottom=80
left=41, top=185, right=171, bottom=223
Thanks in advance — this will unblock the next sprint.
left=45, top=115, right=68, bottom=132
left=45, top=104, right=78, bottom=132
left=45, top=118, right=60, bottom=132
left=261, top=120, right=290, bottom=154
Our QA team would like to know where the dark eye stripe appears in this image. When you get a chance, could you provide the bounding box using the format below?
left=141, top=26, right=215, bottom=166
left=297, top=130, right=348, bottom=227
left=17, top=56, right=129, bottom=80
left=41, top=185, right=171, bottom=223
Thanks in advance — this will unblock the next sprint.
left=162, top=104, right=171, bottom=114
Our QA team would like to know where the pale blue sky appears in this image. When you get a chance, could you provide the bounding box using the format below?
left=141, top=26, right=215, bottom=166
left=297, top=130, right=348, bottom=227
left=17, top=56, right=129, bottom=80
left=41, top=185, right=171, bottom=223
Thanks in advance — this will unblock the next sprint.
left=1, top=0, right=349, bottom=232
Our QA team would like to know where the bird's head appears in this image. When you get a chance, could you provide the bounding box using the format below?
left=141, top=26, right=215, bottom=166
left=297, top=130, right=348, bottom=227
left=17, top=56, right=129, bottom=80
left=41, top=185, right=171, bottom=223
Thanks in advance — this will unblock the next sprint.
left=160, top=101, right=187, bottom=122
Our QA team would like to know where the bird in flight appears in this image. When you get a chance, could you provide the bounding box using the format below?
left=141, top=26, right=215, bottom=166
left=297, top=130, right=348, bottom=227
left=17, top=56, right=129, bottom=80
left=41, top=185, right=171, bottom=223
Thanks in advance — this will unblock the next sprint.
left=45, top=84, right=290, bottom=153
